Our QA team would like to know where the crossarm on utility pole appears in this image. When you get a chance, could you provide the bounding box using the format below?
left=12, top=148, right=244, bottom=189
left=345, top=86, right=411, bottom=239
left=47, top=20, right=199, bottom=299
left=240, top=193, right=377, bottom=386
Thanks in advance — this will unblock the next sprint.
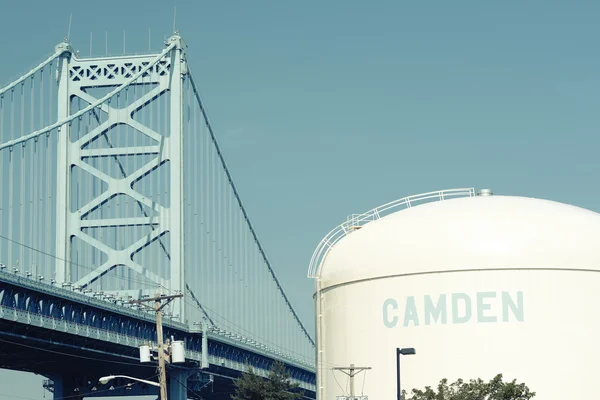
left=129, top=293, right=183, bottom=400
left=332, top=364, right=372, bottom=399
left=130, top=293, right=184, bottom=310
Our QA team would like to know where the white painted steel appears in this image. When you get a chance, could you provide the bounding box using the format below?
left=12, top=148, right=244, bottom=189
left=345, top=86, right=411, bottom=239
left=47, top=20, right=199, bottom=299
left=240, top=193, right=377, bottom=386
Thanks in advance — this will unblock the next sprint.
left=54, top=47, right=71, bottom=283
left=0, top=34, right=316, bottom=365
left=0, top=43, right=176, bottom=151
left=313, top=192, right=600, bottom=400
left=53, top=34, right=186, bottom=321
left=0, top=46, right=67, bottom=96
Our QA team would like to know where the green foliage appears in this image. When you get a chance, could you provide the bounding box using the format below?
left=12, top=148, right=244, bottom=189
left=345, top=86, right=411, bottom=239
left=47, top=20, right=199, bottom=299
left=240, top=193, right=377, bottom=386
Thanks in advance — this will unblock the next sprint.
left=232, top=361, right=304, bottom=400
left=403, top=374, right=535, bottom=400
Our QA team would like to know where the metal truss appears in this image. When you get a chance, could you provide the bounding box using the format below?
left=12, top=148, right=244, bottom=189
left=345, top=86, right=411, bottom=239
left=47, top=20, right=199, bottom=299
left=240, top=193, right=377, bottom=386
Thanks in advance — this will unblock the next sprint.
left=54, top=35, right=186, bottom=321
left=0, top=271, right=316, bottom=391
left=0, top=32, right=317, bottom=369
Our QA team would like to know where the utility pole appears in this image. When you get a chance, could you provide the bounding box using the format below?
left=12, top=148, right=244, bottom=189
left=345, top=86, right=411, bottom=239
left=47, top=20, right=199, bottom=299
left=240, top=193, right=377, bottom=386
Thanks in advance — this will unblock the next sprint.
left=131, top=293, right=183, bottom=400
left=332, top=364, right=371, bottom=399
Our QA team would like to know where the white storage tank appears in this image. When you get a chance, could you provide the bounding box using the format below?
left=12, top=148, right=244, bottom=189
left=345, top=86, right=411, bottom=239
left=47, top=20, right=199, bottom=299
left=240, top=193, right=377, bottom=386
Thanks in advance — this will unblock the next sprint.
left=308, top=188, right=600, bottom=400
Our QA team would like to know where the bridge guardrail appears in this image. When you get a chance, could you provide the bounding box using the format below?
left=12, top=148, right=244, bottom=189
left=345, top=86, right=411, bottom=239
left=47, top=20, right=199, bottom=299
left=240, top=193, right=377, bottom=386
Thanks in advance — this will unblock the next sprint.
left=0, top=269, right=186, bottom=330
left=0, top=269, right=315, bottom=369
left=0, top=304, right=315, bottom=390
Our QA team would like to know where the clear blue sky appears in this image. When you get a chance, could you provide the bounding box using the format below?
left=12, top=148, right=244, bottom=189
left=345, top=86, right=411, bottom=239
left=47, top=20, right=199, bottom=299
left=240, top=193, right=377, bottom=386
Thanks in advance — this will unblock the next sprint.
left=1, top=0, right=599, bottom=398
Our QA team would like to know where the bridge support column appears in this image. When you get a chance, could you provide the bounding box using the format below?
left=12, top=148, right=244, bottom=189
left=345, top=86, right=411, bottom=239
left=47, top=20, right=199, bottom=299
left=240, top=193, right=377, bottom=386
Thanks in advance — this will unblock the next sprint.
left=169, top=369, right=188, bottom=400
left=46, top=375, right=84, bottom=400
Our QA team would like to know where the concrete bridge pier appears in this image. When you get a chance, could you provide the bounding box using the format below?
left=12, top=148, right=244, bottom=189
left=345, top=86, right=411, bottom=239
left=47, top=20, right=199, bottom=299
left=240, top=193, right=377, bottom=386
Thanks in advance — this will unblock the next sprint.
left=169, top=369, right=189, bottom=400
left=45, top=375, right=85, bottom=400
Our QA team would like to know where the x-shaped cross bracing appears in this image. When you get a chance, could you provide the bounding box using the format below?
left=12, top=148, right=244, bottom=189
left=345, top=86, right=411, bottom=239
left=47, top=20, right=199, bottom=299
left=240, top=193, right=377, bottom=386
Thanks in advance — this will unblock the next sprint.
left=68, top=77, right=173, bottom=289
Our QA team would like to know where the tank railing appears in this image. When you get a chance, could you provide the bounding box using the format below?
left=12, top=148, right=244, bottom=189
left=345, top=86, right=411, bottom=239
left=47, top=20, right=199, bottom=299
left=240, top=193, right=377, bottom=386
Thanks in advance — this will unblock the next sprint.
left=308, top=188, right=476, bottom=278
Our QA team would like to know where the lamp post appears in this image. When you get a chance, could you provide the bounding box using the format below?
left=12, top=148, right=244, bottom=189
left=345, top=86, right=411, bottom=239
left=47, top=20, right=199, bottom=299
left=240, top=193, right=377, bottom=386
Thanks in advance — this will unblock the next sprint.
left=396, top=347, right=416, bottom=400
left=98, top=375, right=160, bottom=387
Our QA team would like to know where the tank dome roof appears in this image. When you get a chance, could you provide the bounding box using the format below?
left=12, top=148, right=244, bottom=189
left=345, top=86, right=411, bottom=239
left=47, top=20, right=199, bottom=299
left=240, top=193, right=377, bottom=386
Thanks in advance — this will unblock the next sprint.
left=317, top=193, right=600, bottom=289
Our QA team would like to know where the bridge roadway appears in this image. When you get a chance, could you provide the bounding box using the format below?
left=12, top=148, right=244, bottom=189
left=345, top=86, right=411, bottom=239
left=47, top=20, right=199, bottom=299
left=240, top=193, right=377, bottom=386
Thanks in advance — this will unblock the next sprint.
left=0, top=270, right=316, bottom=399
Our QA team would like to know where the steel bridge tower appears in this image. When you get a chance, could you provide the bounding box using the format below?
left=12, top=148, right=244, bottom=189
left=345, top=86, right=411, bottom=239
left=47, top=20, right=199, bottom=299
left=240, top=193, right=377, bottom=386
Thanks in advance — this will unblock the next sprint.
left=0, top=31, right=317, bottom=379
left=54, top=34, right=187, bottom=322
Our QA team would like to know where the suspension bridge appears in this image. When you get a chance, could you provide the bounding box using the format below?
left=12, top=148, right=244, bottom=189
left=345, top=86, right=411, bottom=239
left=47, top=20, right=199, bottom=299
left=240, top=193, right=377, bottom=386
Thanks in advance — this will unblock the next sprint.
left=0, top=33, right=316, bottom=399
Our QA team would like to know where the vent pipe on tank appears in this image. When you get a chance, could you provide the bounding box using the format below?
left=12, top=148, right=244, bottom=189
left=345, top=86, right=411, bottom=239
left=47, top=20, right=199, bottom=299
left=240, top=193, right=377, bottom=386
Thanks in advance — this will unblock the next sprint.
left=477, top=188, right=493, bottom=196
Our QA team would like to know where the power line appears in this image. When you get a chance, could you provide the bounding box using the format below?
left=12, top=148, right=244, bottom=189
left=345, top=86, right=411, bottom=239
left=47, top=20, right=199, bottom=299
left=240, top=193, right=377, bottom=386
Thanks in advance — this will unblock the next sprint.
left=0, top=337, right=155, bottom=368
left=182, top=294, right=317, bottom=365
left=0, top=376, right=157, bottom=400
left=0, top=234, right=316, bottom=365
left=0, top=233, right=162, bottom=290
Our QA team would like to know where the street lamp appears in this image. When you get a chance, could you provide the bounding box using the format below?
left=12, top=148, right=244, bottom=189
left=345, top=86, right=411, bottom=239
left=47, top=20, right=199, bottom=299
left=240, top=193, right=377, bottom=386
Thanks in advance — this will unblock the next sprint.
left=396, top=347, right=416, bottom=400
left=98, top=375, right=160, bottom=388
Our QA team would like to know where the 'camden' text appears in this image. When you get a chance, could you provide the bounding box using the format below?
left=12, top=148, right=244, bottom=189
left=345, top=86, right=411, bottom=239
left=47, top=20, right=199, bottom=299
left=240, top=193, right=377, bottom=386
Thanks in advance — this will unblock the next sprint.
left=382, top=291, right=524, bottom=328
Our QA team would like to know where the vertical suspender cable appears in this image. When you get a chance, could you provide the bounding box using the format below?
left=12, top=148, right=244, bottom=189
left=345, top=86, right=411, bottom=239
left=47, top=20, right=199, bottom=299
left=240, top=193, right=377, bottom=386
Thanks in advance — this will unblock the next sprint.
left=217, top=147, right=222, bottom=316
left=239, top=192, right=243, bottom=330
left=75, top=97, right=81, bottom=282
left=89, top=100, right=96, bottom=287
left=243, top=204, right=249, bottom=336
left=185, top=76, right=192, bottom=321
left=113, top=94, right=120, bottom=287
left=0, top=94, right=4, bottom=260
left=100, top=97, right=110, bottom=291
left=38, top=69, right=43, bottom=272
left=225, top=165, right=230, bottom=322
left=8, top=88, right=14, bottom=268
left=203, top=102, right=209, bottom=321
left=82, top=105, right=88, bottom=281
left=241, top=197, right=246, bottom=335
left=230, top=172, right=235, bottom=324
left=124, top=86, right=129, bottom=272
left=131, top=81, right=137, bottom=291
left=30, top=76, right=36, bottom=275
left=191, top=78, right=200, bottom=323
left=46, top=64, right=52, bottom=276
left=187, top=78, right=192, bottom=321
left=43, top=67, right=48, bottom=276
left=19, top=83, right=25, bottom=271
left=214, top=138, right=219, bottom=316
left=86, top=107, right=93, bottom=284
left=144, top=74, right=151, bottom=282
left=165, top=72, right=170, bottom=286
left=210, top=126, right=216, bottom=320
left=188, top=75, right=314, bottom=348
left=0, top=93, right=3, bottom=261
left=152, top=75, right=158, bottom=289
left=232, top=184, right=237, bottom=324
left=154, top=80, right=160, bottom=281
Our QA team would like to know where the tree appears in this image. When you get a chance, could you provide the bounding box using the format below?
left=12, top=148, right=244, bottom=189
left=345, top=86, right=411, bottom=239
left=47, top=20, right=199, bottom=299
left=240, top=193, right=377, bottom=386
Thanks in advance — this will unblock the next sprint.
left=232, top=361, right=304, bottom=400
left=403, top=374, right=535, bottom=400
